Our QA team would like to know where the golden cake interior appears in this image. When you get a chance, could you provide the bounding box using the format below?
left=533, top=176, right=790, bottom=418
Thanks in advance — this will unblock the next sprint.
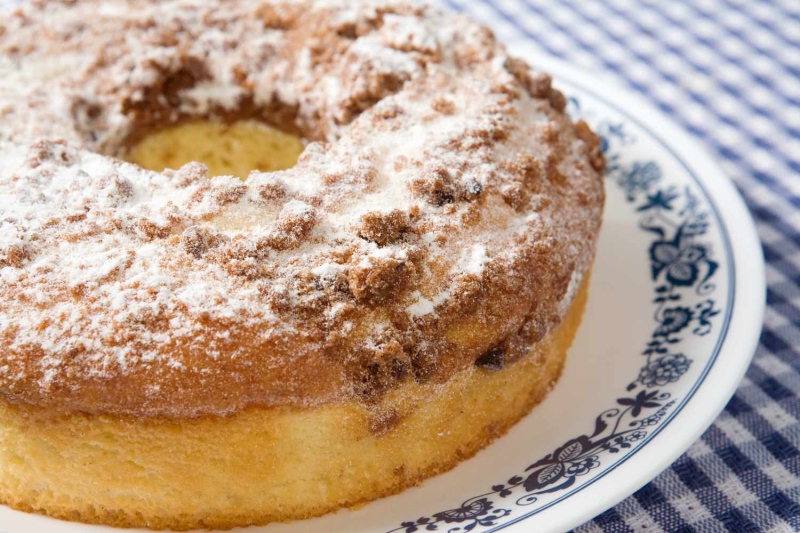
left=0, top=277, right=589, bottom=531
left=126, top=120, right=305, bottom=178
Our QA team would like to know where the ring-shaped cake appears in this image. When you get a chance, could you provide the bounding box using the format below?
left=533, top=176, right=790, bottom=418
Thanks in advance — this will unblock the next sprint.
left=0, top=0, right=604, bottom=529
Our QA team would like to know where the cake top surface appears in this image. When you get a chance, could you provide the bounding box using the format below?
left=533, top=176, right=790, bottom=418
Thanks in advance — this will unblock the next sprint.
left=0, top=0, right=604, bottom=418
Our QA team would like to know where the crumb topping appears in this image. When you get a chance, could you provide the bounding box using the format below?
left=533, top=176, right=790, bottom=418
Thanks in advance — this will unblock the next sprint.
left=0, top=0, right=604, bottom=417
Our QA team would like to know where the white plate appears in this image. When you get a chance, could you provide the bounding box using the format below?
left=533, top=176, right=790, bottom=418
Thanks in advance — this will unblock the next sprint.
left=0, top=58, right=764, bottom=533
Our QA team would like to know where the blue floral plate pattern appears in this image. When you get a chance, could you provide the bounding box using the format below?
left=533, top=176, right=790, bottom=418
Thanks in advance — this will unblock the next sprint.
left=383, top=83, right=737, bottom=533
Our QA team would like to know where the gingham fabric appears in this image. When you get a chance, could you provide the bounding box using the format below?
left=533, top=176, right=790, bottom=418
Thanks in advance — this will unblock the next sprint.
left=1, top=1, right=797, bottom=532
left=435, top=1, right=800, bottom=531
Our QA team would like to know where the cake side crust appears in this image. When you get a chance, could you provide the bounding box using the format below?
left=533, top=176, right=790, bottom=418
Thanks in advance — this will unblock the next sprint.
left=0, top=276, right=590, bottom=531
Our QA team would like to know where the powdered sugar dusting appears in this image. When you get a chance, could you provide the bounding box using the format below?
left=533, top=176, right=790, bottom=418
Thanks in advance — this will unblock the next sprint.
left=0, top=0, right=604, bottom=417
left=463, top=244, right=489, bottom=276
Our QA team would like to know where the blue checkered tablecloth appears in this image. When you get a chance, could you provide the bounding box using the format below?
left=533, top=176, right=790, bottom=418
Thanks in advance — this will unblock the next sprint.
left=440, top=1, right=799, bottom=531
left=1, top=0, right=797, bottom=532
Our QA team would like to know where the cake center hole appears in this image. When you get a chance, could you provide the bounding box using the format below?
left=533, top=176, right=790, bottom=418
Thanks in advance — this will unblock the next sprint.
left=125, top=120, right=305, bottom=179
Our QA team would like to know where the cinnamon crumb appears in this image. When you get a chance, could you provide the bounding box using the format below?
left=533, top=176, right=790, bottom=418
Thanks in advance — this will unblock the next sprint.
left=431, top=97, right=455, bottom=115
left=357, top=210, right=409, bottom=246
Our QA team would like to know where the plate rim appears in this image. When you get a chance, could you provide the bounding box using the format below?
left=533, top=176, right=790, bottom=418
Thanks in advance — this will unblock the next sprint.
left=488, top=54, right=766, bottom=532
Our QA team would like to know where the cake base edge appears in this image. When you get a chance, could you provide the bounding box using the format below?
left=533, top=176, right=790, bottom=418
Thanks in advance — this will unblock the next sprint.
left=0, top=275, right=591, bottom=531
